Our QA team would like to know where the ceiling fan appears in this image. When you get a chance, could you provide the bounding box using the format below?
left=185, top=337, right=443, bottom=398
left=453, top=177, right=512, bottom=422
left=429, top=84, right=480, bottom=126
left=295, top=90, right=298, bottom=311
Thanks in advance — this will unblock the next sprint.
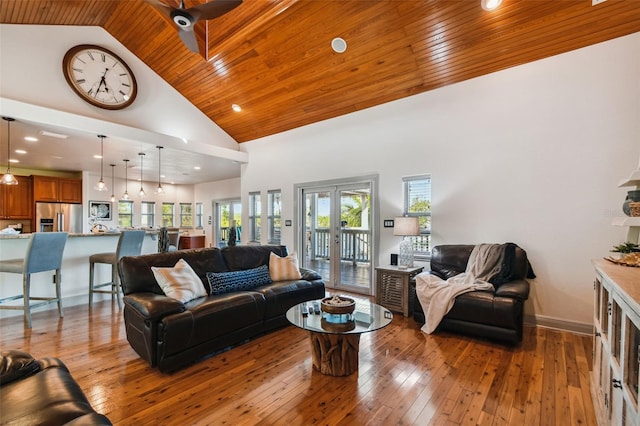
left=147, top=0, right=242, bottom=53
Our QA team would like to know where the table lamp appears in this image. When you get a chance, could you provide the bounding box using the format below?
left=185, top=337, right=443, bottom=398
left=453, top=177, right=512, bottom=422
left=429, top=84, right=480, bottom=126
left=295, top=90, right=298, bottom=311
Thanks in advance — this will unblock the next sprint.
left=393, top=217, right=420, bottom=268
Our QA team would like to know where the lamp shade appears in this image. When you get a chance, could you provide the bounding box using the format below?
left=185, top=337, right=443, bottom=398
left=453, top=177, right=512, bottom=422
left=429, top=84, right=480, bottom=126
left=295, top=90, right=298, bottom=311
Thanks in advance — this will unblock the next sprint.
left=393, top=217, right=419, bottom=236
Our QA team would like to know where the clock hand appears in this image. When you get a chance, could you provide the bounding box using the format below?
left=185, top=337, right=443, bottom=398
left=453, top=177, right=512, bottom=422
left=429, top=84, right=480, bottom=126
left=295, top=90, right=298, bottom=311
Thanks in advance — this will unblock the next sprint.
left=94, top=68, right=109, bottom=98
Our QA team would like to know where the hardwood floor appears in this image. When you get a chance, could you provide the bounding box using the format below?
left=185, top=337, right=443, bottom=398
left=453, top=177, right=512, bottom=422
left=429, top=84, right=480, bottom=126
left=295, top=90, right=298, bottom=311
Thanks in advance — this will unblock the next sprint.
left=0, top=300, right=596, bottom=425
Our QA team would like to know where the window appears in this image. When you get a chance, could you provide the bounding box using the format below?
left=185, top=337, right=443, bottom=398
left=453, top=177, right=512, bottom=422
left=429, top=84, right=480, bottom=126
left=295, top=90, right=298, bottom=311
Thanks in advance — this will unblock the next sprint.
left=118, top=201, right=133, bottom=228
left=403, top=175, right=431, bottom=259
left=141, top=201, right=155, bottom=228
left=248, top=192, right=261, bottom=242
left=180, top=203, right=193, bottom=227
left=162, top=203, right=174, bottom=227
left=267, top=190, right=281, bottom=244
left=195, top=202, right=203, bottom=228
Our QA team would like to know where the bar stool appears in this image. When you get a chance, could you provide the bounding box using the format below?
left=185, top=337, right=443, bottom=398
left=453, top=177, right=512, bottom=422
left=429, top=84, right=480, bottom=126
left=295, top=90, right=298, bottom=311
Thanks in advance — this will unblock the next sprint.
left=89, top=230, right=145, bottom=308
left=0, top=232, right=68, bottom=328
left=167, top=228, right=180, bottom=252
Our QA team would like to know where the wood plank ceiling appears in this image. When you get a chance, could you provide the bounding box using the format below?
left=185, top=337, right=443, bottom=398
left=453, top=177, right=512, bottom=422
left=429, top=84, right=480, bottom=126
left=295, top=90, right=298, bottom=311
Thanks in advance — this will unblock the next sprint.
left=1, top=0, right=639, bottom=143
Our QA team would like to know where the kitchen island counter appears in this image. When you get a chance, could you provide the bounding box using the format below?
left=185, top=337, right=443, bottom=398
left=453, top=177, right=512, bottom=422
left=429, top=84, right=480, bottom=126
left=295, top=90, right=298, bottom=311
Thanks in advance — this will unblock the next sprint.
left=0, top=231, right=159, bottom=321
left=0, top=230, right=158, bottom=239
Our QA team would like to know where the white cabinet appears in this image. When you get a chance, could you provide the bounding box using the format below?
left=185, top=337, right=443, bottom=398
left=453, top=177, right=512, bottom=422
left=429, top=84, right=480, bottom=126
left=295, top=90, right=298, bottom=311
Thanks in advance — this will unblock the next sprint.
left=592, top=260, right=640, bottom=425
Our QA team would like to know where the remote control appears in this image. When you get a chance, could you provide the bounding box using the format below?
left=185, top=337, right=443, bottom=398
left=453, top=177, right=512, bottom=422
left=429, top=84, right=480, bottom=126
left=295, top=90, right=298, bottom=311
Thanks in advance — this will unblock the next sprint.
left=313, top=302, right=321, bottom=315
left=300, top=303, right=308, bottom=316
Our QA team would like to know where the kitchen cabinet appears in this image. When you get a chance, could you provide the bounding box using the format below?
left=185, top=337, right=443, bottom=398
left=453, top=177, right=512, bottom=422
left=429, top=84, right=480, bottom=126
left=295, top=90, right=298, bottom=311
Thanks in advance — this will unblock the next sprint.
left=0, top=175, right=32, bottom=219
left=33, top=175, right=82, bottom=203
left=592, top=259, right=640, bottom=425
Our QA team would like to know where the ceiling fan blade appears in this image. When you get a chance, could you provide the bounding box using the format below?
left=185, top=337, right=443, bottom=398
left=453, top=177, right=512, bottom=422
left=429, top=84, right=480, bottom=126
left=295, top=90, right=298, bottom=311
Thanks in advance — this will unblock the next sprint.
left=188, top=0, right=242, bottom=21
left=177, top=28, right=200, bottom=53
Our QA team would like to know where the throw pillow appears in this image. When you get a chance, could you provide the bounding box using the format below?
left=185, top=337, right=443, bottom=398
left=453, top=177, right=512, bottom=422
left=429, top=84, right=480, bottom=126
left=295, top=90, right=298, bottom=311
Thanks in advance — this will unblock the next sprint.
left=269, top=251, right=302, bottom=281
left=206, top=265, right=273, bottom=295
left=151, top=258, right=207, bottom=303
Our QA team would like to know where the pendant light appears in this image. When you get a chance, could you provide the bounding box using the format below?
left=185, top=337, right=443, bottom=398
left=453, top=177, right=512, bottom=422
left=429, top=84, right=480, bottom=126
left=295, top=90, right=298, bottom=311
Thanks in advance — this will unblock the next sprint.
left=122, top=159, right=130, bottom=200
left=109, top=164, right=116, bottom=202
left=94, top=135, right=108, bottom=191
left=155, top=146, right=164, bottom=194
left=1, top=117, right=18, bottom=185
left=138, top=152, right=146, bottom=198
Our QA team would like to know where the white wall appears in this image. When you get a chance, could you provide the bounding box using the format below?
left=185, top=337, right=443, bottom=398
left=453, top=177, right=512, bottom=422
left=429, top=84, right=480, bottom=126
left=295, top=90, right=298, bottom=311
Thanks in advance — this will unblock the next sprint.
left=194, top=177, right=241, bottom=247
left=240, top=32, right=640, bottom=329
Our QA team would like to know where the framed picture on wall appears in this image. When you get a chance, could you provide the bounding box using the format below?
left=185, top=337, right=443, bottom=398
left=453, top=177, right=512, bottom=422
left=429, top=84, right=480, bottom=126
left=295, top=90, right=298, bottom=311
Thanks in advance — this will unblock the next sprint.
left=89, top=201, right=112, bottom=220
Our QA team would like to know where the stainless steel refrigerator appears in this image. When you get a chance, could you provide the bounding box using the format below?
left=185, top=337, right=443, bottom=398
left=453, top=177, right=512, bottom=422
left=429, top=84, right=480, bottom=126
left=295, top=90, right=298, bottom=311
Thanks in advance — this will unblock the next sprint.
left=35, top=202, right=83, bottom=233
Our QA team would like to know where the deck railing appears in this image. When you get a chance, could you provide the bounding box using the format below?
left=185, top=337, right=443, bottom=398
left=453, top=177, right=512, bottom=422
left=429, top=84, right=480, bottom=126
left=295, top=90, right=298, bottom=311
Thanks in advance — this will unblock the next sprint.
left=308, top=228, right=370, bottom=264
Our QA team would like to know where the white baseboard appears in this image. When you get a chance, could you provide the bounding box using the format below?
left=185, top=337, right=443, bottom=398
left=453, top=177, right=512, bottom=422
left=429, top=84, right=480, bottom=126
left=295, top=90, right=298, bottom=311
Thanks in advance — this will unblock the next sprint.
left=524, top=314, right=592, bottom=336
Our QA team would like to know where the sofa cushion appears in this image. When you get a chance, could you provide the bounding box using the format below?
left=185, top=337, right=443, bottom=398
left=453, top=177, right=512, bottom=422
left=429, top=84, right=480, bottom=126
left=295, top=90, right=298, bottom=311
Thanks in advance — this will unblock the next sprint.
left=206, top=265, right=273, bottom=295
left=221, top=245, right=288, bottom=271
left=152, top=259, right=207, bottom=304
left=269, top=252, right=302, bottom=281
left=0, top=350, right=41, bottom=385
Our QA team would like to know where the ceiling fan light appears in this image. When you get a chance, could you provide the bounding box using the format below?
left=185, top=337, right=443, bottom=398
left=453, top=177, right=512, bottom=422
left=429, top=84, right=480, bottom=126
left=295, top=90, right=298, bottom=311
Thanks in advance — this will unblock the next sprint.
left=172, top=11, right=195, bottom=29
left=481, top=0, right=502, bottom=11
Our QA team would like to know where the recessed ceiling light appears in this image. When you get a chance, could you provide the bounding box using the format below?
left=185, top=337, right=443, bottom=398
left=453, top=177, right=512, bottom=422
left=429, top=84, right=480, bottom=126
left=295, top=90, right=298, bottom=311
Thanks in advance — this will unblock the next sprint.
left=481, top=0, right=502, bottom=11
left=331, top=37, right=347, bottom=53
left=194, top=166, right=201, bottom=170
left=24, top=136, right=38, bottom=142
left=232, top=104, right=242, bottom=112
left=93, top=154, right=102, bottom=159
left=9, top=159, right=19, bottom=163
left=15, top=149, right=26, bottom=154
left=39, top=130, right=68, bottom=139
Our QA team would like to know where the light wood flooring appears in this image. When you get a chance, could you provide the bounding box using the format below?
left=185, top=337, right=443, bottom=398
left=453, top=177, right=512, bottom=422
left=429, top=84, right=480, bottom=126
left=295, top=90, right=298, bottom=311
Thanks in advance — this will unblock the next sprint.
left=0, top=299, right=596, bottom=425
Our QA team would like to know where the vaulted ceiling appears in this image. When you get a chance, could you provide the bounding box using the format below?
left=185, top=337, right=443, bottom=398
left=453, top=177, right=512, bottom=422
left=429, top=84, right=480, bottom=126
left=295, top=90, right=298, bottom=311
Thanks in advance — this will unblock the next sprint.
left=1, top=0, right=639, bottom=143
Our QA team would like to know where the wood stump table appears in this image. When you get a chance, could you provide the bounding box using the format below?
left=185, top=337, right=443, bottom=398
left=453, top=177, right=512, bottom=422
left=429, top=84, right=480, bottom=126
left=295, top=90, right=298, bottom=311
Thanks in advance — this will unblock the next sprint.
left=286, top=299, right=393, bottom=376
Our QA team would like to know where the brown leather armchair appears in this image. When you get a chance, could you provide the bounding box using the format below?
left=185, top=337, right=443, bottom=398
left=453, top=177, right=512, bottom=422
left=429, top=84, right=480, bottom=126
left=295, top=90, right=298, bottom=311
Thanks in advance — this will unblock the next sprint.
left=1, top=350, right=111, bottom=425
left=411, top=244, right=534, bottom=344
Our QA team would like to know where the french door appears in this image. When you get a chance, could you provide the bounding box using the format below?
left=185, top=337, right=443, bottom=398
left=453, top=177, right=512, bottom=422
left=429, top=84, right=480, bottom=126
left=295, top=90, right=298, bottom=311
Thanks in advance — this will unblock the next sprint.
left=295, top=176, right=377, bottom=295
left=213, top=199, right=241, bottom=247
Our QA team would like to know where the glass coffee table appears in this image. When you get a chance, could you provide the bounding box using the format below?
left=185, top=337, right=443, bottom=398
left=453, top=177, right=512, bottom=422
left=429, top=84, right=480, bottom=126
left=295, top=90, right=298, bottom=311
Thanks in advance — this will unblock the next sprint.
left=286, top=298, right=393, bottom=376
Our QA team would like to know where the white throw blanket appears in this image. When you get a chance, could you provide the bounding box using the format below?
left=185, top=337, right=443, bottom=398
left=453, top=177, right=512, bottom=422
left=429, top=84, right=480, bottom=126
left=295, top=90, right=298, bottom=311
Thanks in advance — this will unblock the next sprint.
left=416, top=244, right=500, bottom=334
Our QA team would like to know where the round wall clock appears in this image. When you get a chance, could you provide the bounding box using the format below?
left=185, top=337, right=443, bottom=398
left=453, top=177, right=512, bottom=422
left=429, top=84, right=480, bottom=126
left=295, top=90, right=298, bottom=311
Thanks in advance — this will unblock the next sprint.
left=62, top=44, right=138, bottom=110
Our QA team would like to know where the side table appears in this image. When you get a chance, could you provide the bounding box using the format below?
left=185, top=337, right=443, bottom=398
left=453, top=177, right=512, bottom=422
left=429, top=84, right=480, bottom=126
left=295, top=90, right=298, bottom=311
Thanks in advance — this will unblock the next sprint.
left=375, top=265, right=423, bottom=316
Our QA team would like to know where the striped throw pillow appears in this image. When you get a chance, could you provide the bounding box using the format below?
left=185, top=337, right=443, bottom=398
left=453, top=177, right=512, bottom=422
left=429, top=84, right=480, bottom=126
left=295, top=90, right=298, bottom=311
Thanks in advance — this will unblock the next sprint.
left=206, top=265, right=273, bottom=295
left=269, top=252, right=302, bottom=281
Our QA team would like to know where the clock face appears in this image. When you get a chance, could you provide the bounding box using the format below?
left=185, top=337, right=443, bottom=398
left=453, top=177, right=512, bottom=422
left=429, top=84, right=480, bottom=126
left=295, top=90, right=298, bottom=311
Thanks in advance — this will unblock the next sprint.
left=62, top=44, right=137, bottom=110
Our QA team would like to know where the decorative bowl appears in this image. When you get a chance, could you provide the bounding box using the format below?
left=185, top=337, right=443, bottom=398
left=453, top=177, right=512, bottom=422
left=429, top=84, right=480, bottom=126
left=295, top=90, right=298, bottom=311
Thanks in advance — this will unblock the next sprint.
left=320, top=296, right=356, bottom=314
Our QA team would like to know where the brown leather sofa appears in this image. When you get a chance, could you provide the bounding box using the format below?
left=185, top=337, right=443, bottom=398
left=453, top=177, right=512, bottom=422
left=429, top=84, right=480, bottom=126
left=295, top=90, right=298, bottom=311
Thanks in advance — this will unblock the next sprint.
left=0, top=350, right=112, bottom=425
left=119, top=245, right=325, bottom=373
left=411, top=244, right=534, bottom=344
